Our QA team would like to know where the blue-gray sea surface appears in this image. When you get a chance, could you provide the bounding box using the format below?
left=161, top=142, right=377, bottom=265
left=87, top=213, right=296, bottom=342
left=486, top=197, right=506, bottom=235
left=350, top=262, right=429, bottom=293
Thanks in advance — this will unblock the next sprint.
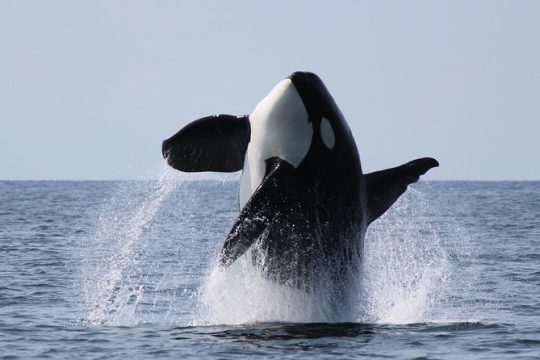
left=1, top=176, right=539, bottom=359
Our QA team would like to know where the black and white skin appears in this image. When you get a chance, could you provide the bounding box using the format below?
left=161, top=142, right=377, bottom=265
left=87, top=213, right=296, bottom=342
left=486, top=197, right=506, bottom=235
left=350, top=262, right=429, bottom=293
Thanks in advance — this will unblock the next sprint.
left=162, top=71, right=439, bottom=292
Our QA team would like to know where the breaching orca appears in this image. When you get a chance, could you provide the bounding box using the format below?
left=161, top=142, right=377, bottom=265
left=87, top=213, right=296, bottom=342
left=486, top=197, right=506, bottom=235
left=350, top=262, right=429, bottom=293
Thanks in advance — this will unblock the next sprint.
left=162, top=71, right=438, bottom=290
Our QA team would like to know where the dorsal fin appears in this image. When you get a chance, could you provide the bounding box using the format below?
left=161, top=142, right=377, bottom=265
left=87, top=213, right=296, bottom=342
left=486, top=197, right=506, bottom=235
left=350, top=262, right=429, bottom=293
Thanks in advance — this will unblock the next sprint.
left=365, top=157, right=439, bottom=224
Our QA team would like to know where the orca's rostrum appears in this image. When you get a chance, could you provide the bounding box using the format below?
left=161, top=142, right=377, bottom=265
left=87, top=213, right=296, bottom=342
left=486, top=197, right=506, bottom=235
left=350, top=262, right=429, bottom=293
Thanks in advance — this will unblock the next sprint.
left=163, top=72, right=438, bottom=291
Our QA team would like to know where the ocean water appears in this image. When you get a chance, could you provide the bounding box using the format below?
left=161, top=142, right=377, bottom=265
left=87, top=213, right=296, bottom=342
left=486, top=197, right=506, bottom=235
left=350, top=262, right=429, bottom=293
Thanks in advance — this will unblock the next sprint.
left=1, top=170, right=539, bottom=359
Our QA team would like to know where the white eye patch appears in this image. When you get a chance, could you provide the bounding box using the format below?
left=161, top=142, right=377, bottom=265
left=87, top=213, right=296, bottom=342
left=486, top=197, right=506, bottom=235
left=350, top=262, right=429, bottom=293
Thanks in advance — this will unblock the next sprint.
left=320, top=117, right=335, bottom=149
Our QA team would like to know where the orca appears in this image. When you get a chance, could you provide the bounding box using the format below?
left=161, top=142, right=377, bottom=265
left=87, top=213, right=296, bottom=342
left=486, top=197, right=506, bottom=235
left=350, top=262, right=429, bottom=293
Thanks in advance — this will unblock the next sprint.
left=162, top=71, right=438, bottom=290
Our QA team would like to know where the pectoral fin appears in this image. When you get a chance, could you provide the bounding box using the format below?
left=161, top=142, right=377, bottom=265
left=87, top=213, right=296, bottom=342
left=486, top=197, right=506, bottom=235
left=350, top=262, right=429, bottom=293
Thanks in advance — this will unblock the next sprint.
left=162, top=114, right=250, bottom=172
left=365, top=157, right=439, bottom=224
left=219, top=158, right=293, bottom=266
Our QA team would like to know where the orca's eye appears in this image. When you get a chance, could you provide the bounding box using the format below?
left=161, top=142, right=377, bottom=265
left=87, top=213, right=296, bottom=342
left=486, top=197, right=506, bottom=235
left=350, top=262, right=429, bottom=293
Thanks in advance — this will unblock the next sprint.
left=320, top=117, right=335, bottom=149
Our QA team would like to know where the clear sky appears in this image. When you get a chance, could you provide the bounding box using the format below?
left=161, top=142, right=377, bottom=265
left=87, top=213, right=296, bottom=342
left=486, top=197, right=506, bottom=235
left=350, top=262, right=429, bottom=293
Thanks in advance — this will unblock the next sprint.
left=1, top=1, right=539, bottom=180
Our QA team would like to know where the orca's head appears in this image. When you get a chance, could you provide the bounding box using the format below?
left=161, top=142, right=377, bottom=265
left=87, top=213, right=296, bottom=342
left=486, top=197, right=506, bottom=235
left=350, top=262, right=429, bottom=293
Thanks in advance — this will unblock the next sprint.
left=288, top=71, right=354, bottom=151
left=247, top=72, right=350, bottom=167
left=288, top=71, right=339, bottom=124
left=240, top=72, right=356, bottom=206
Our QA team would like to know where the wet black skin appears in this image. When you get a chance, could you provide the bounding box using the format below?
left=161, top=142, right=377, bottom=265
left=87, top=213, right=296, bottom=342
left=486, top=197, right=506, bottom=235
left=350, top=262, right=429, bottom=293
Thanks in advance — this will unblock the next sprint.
left=219, top=72, right=366, bottom=289
left=162, top=71, right=439, bottom=291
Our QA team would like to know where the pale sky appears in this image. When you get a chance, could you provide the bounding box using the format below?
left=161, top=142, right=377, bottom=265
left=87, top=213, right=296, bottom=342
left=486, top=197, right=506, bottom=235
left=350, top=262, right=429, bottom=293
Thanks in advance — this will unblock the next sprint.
left=1, top=1, right=539, bottom=180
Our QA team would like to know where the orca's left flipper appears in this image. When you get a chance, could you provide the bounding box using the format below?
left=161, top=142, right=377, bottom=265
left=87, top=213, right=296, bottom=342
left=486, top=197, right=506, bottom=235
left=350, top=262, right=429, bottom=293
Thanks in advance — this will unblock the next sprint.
left=162, top=114, right=250, bottom=172
left=365, top=157, right=439, bottom=224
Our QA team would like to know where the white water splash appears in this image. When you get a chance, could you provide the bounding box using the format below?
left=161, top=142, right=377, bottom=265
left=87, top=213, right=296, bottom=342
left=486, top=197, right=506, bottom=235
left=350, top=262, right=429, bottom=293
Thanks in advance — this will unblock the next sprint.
left=79, top=175, right=476, bottom=327
left=197, top=185, right=475, bottom=326
left=361, top=186, right=476, bottom=324
left=196, top=250, right=361, bottom=325
left=80, top=165, right=179, bottom=326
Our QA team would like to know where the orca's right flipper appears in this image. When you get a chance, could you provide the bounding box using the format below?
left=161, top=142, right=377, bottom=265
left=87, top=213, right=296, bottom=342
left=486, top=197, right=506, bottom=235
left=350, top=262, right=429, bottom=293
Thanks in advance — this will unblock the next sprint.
left=365, top=157, right=439, bottom=225
left=162, top=114, right=250, bottom=172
